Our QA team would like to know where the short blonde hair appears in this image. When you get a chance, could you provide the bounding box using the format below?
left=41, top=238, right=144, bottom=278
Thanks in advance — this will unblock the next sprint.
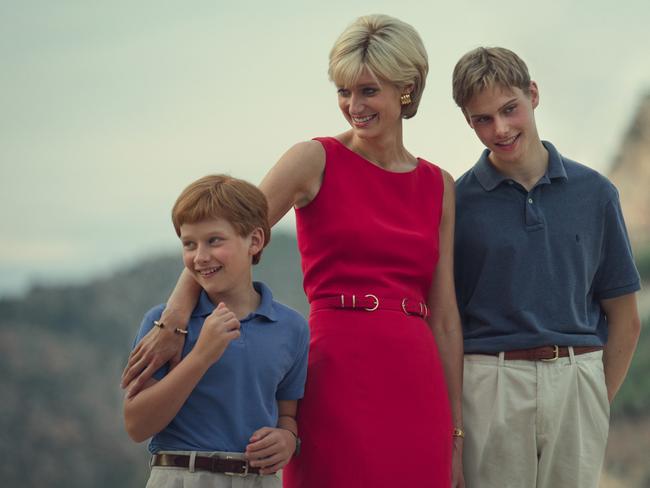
left=329, top=14, right=428, bottom=119
left=171, top=174, right=270, bottom=265
left=452, top=47, right=531, bottom=110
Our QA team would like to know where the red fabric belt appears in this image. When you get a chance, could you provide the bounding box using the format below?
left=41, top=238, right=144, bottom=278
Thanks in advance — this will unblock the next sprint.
left=151, top=453, right=259, bottom=476
left=310, top=294, right=430, bottom=319
left=472, top=345, right=603, bottom=361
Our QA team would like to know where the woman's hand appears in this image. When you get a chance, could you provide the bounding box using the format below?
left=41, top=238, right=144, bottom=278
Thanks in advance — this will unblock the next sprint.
left=245, top=427, right=296, bottom=474
left=452, top=437, right=465, bottom=487
left=122, top=268, right=201, bottom=397
left=121, top=309, right=187, bottom=398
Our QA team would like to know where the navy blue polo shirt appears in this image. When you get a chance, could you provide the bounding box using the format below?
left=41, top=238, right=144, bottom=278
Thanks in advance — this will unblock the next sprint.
left=132, top=281, right=309, bottom=453
left=455, top=141, right=640, bottom=353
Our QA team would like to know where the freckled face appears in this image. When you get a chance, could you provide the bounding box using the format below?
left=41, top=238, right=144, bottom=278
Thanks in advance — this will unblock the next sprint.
left=464, top=83, right=540, bottom=166
left=179, top=218, right=257, bottom=302
left=336, top=68, right=405, bottom=140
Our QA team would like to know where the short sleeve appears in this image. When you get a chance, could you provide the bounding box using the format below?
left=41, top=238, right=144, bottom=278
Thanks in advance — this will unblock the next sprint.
left=593, top=192, right=641, bottom=300
left=131, top=304, right=169, bottom=381
left=275, top=318, right=310, bottom=401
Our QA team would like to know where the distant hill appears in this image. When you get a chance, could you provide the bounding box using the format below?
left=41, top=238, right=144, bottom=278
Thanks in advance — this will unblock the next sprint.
left=609, top=92, right=650, bottom=251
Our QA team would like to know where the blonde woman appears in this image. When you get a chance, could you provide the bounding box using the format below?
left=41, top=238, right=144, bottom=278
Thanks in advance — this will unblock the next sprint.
left=123, top=15, right=464, bottom=487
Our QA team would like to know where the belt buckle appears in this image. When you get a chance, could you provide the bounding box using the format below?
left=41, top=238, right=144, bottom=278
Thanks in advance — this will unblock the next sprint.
left=402, top=298, right=424, bottom=316
left=402, top=299, right=428, bottom=318
left=401, top=298, right=412, bottom=315
left=540, top=345, right=559, bottom=362
left=364, top=294, right=379, bottom=311
left=224, top=456, right=249, bottom=477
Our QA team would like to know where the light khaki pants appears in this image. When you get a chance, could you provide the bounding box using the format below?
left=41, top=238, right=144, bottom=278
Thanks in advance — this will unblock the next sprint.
left=462, top=350, right=610, bottom=488
left=145, top=451, right=281, bottom=488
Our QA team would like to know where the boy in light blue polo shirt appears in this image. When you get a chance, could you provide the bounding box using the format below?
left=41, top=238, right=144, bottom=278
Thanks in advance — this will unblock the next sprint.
left=124, top=174, right=309, bottom=488
left=452, top=47, right=641, bottom=488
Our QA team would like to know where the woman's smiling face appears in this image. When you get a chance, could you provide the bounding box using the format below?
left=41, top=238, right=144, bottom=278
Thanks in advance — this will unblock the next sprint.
left=336, top=67, right=406, bottom=140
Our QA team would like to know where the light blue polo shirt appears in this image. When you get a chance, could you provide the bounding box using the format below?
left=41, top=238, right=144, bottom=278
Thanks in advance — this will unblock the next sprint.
left=455, top=141, right=640, bottom=353
left=132, top=281, right=309, bottom=453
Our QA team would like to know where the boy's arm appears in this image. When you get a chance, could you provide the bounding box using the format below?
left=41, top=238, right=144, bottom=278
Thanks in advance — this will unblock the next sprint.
left=124, top=303, right=241, bottom=442
left=277, top=403, right=298, bottom=437
left=427, top=170, right=465, bottom=488
left=121, top=268, right=201, bottom=396
left=123, top=351, right=212, bottom=442
left=601, top=293, right=641, bottom=403
left=245, top=400, right=298, bottom=474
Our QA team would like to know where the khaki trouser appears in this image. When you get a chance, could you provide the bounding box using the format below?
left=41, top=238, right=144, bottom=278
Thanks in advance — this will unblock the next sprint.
left=145, top=451, right=281, bottom=488
left=462, top=349, right=610, bottom=488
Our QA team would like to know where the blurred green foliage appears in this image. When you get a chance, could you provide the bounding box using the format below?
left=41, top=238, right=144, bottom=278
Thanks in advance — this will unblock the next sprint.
left=611, top=315, right=650, bottom=418
left=635, top=245, right=650, bottom=282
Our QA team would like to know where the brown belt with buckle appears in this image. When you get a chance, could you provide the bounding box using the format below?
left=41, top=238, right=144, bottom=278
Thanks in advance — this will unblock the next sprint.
left=310, top=294, right=430, bottom=318
left=477, top=345, right=603, bottom=361
left=151, top=453, right=260, bottom=476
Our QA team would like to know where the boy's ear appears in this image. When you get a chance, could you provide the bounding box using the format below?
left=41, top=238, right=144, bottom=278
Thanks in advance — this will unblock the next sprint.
left=529, top=81, right=540, bottom=109
left=248, top=227, right=265, bottom=256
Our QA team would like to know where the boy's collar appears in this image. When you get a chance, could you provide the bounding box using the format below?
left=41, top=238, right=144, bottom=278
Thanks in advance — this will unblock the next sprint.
left=473, top=140, right=568, bottom=191
left=249, top=281, right=278, bottom=322
left=191, top=281, right=278, bottom=322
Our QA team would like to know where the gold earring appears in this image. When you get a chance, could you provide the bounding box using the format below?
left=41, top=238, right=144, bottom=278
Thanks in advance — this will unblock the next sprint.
left=400, top=93, right=412, bottom=105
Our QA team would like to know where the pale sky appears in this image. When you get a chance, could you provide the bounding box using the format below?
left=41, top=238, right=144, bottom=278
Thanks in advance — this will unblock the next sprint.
left=1, top=0, right=649, bottom=296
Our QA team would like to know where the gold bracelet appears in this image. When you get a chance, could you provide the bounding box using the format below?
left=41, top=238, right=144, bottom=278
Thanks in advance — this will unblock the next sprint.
left=452, top=427, right=465, bottom=438
left=153, top=320, right=188, bottom=335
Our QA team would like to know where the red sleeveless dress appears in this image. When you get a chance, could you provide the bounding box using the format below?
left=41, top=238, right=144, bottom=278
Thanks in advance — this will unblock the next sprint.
left=282, top=137, right=452, bottom=487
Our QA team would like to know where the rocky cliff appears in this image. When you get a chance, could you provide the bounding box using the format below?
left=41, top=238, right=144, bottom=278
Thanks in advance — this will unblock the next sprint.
left=609, top=92, right=650, bottom=250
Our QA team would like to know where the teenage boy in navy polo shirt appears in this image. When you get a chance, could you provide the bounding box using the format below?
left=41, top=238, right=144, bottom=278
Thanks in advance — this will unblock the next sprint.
left=451, top=47, right=641, bottom=488
left=124, top=174, right=309, bottom=488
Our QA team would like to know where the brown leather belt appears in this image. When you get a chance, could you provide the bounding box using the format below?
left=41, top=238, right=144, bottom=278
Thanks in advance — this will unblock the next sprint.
left=475, top=345, right=603, bottom=361
left=311, top=294, right=430, bottom=318
left=151, top=453, right=260, bottom=476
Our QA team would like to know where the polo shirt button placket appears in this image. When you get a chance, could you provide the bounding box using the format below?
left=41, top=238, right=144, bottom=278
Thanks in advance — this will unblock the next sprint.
left=524, top=192, right=543, bottom=229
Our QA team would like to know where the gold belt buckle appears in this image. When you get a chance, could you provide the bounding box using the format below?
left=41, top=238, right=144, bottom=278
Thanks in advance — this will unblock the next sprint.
left=401, top=298, right=410, bottom=315
left=224, top=456, right=249, bottom=477
left=364, top=294, right=379, bottom=311
left=540, top=345, right=560, bottom=362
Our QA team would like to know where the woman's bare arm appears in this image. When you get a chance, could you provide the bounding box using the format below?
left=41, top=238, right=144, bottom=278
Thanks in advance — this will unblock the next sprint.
left=259, top=140, right=325, bottom=224
left=121, top=140, right=325, bottom=396
left=427, top=170, right=465, bottom=488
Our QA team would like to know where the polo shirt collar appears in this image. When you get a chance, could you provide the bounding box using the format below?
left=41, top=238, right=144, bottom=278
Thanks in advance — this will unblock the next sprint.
left=191, top=281, right=278, bottom=322
left=542, top=141, right=568, bottom=181
left=473, top=140, right=568, bottom=192
left=249, top=281, right=278, bottom=322
left=473, top=149, right=505, bottom=191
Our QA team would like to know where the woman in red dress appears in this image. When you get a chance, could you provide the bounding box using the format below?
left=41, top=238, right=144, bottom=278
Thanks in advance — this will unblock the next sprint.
left=124, top=14, right=464, bottom=488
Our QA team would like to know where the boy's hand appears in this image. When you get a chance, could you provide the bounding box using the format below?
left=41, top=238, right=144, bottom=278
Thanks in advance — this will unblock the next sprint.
left=245, top=427, right=296, bottom=474
left=192, top=303, right=240, bottom=366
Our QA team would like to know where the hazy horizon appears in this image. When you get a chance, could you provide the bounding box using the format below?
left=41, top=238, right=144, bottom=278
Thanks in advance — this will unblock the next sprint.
left=2, top=0, right=649, bottom=297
